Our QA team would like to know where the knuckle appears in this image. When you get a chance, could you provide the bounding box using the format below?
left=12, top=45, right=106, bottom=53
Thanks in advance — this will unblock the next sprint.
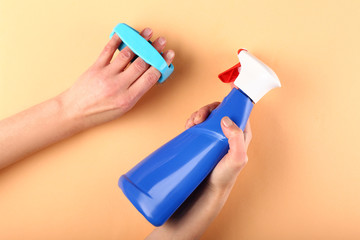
left=143, top=71, right=159, bottom=86
left=199, top=108, right=209, bottom=117
left=198, top=107, right=208, bottom=115
left=236, top=128, right=244, bottom=136
left=201, top=105, right=210, bottom=110
left=233, top=152, right=248, bottom=170
left=211, top=101, right=221, bottom=109
left=119, top=50, right=131, bottom=60
left=229, top=129, right=242, bottom=139
left=116, top=95, right=134, bottom=111
left=134, top=60, right=148, bottom=72
left=228, top=133, right=244, bottom=148
left=103, top=43, right=113, bottom=53
left=190, top=111, right=198, bottom=120
left=194, top=111, right=205, bottom=123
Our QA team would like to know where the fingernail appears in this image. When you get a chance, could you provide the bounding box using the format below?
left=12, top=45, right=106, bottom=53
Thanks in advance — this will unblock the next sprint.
left=143, top=28, right=152, bottom=37
left=158, top=37, right=166, bottom=45
left=222, top=117, right=233, bottom=128
left=166, top=51, right=175, bottom=59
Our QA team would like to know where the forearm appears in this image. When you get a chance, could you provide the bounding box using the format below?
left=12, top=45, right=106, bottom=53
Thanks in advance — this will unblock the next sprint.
left=0, top=94, right=82, bottom=169
left=147, top=186, right=232, bottom=240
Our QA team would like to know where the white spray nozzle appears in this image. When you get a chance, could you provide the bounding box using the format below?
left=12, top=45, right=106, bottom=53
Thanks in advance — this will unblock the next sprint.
left=234, top=50, right=281, bottom=103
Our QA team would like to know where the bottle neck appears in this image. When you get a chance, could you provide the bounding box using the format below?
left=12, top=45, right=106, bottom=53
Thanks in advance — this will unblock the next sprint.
left=196, top=88, right=254, bottom=133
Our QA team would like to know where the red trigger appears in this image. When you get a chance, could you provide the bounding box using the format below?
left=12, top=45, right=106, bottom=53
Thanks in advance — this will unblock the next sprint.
left=218, top=62, right=241, bottom=83
left=218, top=49, right=247, bottom=83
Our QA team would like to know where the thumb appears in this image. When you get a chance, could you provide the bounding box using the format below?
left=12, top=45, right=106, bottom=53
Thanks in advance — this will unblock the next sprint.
left=207, top=117, right=248, bottom=191
left=220, top=117, right=248, bottom=172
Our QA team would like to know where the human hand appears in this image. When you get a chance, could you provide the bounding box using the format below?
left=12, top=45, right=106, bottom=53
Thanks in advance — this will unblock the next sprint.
left=185, top=102, right=252, bottom=193
left=59, top=27, right=175, bottom=131
left=147, top=102, right=252, bottom=240
left=0, top=27, right=175, bottom=167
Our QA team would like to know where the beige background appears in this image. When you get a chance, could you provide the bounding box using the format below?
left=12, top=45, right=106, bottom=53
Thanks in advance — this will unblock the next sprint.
left=1, top=0, right=360, bottom=239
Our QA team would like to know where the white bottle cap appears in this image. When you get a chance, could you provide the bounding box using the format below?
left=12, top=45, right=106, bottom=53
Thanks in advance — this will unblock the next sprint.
left=234, top=50, right=281, bottom=103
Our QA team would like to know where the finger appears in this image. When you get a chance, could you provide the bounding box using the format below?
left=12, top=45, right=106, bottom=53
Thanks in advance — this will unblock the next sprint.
left=221, top=117, right=248, bottom=171
left=110, top=28, right=153, bottom=73
left=208, top=101, right=221, bottom=111
left=185, top=111, right=198, bottom=129
left=129, top=50, right=175, bottom=101
left=121, top=37, right=167, bottom=85
left=185, top=102, right=220, bottom=129
left=243, top=121, right=252, bottom=150
left=193, top=102, right=220, bottom=125
left=95, top=34, right=122, bottom=68
left=206, top=117, right=248, bottom=190
left=185, top=118, right=194, bottom=129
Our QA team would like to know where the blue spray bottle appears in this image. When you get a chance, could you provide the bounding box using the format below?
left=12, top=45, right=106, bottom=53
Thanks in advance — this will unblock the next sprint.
left=112, top=24, right=281, bottom=227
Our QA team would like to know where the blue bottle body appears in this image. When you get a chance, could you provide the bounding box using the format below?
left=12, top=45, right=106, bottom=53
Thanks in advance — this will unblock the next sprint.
left=119, top=88, right=253, bottom=226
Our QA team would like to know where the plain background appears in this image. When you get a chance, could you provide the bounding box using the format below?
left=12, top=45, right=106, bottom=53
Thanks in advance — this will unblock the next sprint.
left=1, top=0, right=359, bottom=239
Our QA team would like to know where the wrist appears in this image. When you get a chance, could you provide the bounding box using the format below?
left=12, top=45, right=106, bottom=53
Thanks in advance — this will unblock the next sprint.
left=155, top=184, right=231, bottom=240
left=204, top=185, right=232, bottom=212
left=206, top=179, right=235, bottom=201
left=54, top=91, right=87, bottom=135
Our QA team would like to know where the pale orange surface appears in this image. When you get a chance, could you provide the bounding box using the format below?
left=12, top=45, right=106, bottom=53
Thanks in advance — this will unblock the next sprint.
left=1, top=0, right=360, bottom=239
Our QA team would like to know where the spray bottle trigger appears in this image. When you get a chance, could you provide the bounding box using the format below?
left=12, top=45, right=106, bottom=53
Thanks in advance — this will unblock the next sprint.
left=218, top=62, right=241, bottom=83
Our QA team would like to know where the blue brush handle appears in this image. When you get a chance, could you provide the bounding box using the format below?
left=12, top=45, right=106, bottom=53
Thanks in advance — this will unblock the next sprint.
left=110, top=23, right=174, bottom=83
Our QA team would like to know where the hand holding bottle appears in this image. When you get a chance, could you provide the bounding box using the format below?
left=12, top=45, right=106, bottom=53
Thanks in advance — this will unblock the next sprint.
left=147, top=102, right=252, bottom=240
